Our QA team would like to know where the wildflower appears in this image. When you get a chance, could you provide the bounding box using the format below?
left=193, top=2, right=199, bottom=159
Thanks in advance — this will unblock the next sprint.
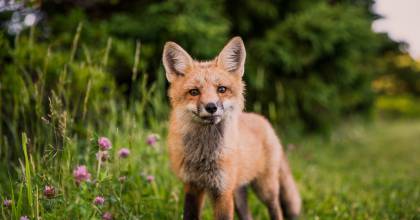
left=96, top=151, right=110, bottom=162
left=94, top=196, right=105, bottom=205
left=102, top=212, right=113, bottom=220
left=118, top=148, right=130, bottom=158
left=3, top=199, right=12, bottom=208
left=43, top=185, right=55, bottom=198
left=146, top=175, right=155, bottom=183
left=20, top=216, right=29, bottom=220
left=146, top=134, right=159, bottom=146
left=118, top=176, right=127, bottom=183
left=73, top=165, right=91, bottom=184
left=98, top=137, right=112, bottom=151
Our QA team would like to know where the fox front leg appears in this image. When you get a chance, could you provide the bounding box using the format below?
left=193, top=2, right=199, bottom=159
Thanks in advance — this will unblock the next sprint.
left=212, top=191, right=235, bottom=220
left=183, top=184, right=205, bottom=220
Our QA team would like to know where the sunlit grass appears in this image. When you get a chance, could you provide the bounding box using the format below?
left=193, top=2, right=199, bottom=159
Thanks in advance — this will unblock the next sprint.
left=285, top=119, right=420, bottom=219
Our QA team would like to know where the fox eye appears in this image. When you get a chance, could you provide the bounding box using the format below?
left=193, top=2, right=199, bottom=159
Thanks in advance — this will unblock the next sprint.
left=189, top=89, right=200, bottom=96
left=217, top=86, right=227, bottom=93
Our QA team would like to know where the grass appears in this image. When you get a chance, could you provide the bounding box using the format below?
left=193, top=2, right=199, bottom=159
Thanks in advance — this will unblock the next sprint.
left=1, top=118, right=419, bottom=219
left=1, top=28, right=419, bottom=219
left=286, top=119, right=420, bottom=220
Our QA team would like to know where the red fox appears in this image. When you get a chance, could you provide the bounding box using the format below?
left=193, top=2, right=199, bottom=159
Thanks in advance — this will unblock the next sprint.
left=162, top=37, right=301, bottom=220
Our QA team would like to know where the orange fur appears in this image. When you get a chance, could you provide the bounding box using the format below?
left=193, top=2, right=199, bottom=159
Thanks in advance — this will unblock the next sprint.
left=163, top=37, right=301, bottom=220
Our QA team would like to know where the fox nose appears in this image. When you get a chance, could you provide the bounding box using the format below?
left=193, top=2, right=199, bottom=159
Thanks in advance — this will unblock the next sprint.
left=204, top=103, right=218, bottom=114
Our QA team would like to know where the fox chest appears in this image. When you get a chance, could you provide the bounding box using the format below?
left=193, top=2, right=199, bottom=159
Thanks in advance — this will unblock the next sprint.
left=180, top=123, right=226, bottom=193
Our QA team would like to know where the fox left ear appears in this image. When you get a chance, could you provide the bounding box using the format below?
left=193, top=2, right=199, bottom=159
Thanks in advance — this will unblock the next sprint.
left=216, top=36, right=246, bottom=77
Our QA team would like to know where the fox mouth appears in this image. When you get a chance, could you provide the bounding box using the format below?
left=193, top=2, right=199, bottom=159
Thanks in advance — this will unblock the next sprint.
left=200, top=116, right=221, bottom=124
left=192, top=113, right=222, bottom=124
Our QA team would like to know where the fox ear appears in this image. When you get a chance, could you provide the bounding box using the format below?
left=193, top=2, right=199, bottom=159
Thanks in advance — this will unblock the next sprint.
left=162, top=42, right=194, bottom=83
left=217, top=37, right=246, bottom=77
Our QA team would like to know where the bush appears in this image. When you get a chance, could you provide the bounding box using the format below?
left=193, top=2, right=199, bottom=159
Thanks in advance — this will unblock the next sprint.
left=247, top=3, right=379, bottom=133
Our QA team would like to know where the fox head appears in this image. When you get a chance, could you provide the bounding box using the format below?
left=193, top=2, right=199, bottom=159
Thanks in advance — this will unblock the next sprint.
left=163, top=37, right=246, bottom=125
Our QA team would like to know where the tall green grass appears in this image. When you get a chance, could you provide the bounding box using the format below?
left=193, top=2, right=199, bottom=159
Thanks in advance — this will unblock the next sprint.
left=1, top=24, right=171, bottom=219
left=21, top=133, right=34, bottom=217
left=0, top=23, right=169, bottom=162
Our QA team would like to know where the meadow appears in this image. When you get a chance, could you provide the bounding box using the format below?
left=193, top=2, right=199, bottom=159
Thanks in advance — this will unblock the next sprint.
left=1, top=110, right=419, bottom=219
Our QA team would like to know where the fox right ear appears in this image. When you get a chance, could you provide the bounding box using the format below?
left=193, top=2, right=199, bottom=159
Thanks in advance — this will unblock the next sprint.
left=162, top=42, right=193, bottom=83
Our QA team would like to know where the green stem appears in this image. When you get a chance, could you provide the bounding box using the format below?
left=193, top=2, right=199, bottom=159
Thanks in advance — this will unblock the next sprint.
left=96, top=151, right=102, bottom=184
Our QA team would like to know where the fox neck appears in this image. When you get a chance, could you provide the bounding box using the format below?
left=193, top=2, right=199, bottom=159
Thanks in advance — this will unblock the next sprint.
left=182, top=114, right=231, bottom=150
left=183, top=120, right=225, bottom=153
left=176, top=109, right=240, bottom=190
left=183, top=110, right=239, bottom=143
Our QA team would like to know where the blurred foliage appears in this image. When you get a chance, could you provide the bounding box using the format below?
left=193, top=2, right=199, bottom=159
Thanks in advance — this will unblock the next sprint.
left=1, top=0, right=420, bottom=152
left=247, top=3, right=380, bottom=132
left=373, top=53, right=420, bottom=96
left=375, top=95, right=420, bottom=117
left=372, top=37, right=420, bottom=116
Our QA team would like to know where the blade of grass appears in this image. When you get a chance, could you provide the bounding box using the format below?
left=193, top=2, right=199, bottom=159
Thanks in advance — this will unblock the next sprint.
left=102, top=37, right=113, bottom=68
left=14, top=183, right=24, bottom=218
left=131, top=40, right=141, bottom=82
left=35, top=185, right=40, bottom=220
left=82, top=79, right=92, bottom=121
left=70, top=22, right=83, bottom=63
left=22, top=133, right=34, bottom=217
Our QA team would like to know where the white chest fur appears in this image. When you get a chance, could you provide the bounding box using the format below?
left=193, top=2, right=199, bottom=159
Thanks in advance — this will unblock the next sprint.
left=180, top=121, right=227, bottom=194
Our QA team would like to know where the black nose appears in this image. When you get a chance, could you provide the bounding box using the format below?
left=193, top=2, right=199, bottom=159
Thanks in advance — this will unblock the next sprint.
left=204, top=103, right=217, bottom=114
